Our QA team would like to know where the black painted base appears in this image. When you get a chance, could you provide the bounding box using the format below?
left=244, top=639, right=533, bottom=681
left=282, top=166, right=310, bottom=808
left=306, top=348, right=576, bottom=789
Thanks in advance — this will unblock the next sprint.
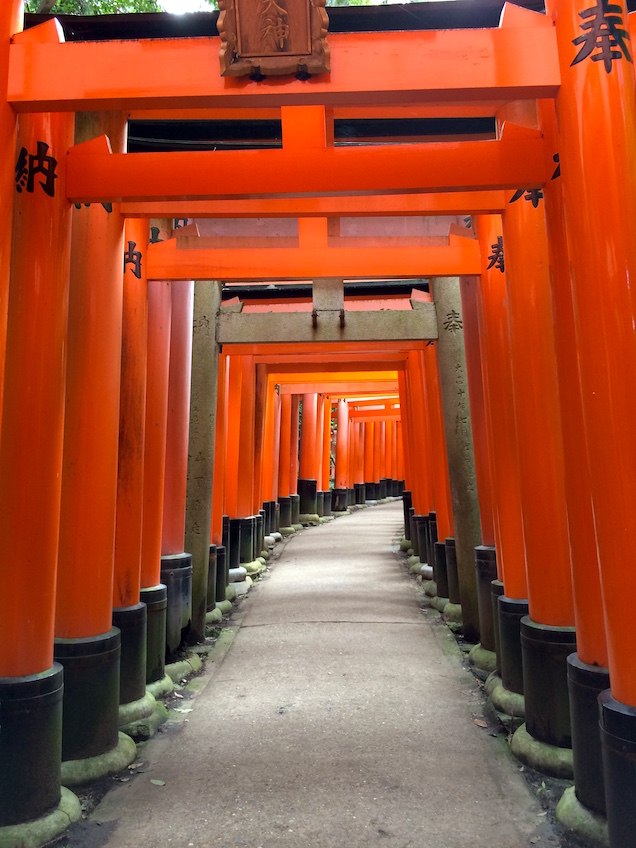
left=322, top=491, right=332, bottom=516
left=415, top=515, right=429, bottom=564
left=298, top=478, right=318, bottom=516
left=567, top=653, right=610, bottom=814
left=0, top=664, right=63, bottom=826
left=215, top=546, right=228, bottom=603
left=354, top=483, right=366, bottom=504
left=427, top=511, right=438, bottom=562
left=434, top=541, right=449, bottom=598
left=521, top=616, right=576, bottom=748
left=264, top=500, right=276, bottom=535
left=222, top=514, right=230, bottom=550
left=347, top=487, right=355, bottom=507
left=445, top=538, right=460, bottom=605
left=240, top=516, right=255, bottom=563
left=278, top=496, right=292, bottom=527
left=141, top=584, right=167, bottom=684
left=600, top=690, right=636, bottom=848
left=332, top=488, right=348, bottom=512
left=379, top=478, right=388, bottom=499
left=365, top=481, right=378, bottom=500
left=54, top=629, right=120, bottom=762
left=401, top=490, right=412, bottom=535
left=498, top=595, right=528, bottom=695
left=316, top=491, right=325, bottom=517
left=112, top=603, right=147, bottom=705
left=228, top=518, right=241, bottom=569
left=491, top=579, right=505, bottom=676
left=207, top=545, right=218, bottom=611
left=475, top=546, right=498, bottom=653
left=290, top=494, right=300, bottom=524
left=408, top=508, right=417, bottom=557
left=160, top=552, right=193, bottom=656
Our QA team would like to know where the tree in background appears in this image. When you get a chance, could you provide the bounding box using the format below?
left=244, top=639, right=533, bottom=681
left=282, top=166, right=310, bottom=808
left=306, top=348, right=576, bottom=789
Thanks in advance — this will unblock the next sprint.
left=25, top=0, right=376, bottom=14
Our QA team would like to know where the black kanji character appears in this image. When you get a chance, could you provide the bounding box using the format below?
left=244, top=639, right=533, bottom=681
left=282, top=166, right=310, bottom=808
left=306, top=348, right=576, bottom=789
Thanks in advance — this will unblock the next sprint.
left=123, top=241, right=142, bottom=279
left=572, top=0, right=632, bottom=73
left=487, top=236, right=505, bottom=273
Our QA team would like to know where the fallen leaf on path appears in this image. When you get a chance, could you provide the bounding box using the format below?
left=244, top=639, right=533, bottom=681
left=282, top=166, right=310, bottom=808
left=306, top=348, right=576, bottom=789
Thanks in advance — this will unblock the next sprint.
left=473, top=718, right=488, bottom=728
left=150, top=779, right=166, bottom=786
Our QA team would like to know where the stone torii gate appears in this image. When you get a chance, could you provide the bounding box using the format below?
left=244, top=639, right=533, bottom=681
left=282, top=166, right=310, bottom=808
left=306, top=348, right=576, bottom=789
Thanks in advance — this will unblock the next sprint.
left=2, top=1, right=636, bottom=846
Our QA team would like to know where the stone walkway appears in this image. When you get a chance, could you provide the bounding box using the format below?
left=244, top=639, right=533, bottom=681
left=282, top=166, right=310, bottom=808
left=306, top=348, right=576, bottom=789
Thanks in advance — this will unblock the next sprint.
left=73, top=501, right=561, bottom=848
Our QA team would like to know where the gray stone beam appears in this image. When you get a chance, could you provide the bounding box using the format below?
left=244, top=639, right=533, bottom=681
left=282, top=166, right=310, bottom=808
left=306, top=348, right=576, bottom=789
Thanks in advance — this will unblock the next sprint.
left=217, top=305, right=438, bottom=345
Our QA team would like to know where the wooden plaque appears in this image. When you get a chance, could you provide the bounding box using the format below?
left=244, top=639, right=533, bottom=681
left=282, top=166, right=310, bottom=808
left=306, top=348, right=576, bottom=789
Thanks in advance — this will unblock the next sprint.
left=218, top=0, right=330, bottom=78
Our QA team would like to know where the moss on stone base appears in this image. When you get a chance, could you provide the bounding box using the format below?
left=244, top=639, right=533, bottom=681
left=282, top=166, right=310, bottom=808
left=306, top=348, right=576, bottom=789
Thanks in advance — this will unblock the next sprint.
left=61, top=732, right=136, bottom=787
left=556, top=786, right=608, bottom=846
left=118, top=691, right=155, bottom=727
left=146, top=673, right=174, bottom=699
left=468, top=644, right=497, bottom=675
left=120, top=700, right=169, bottom=742
left=0, top=787, right=82, bottom=848
left=511, top=723, right=573, bottom=779
left=423, top=580, right=437, bottom=598
left=165, top=652, right=202, bottom=683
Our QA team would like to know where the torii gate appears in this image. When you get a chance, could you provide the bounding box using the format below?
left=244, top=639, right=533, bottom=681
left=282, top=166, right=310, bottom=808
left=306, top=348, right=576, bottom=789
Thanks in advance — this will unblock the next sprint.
left=2, top=1, right=636, bottom=846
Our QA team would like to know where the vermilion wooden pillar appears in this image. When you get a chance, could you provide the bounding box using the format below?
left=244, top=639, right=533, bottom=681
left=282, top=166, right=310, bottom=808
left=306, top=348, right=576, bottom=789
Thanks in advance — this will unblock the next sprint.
left=0, top=97, right=74, bottom=828
left=260, top=379, right=279, bottom=530
left=475, top=215, right=528, bottom=697
left=211, top=353, right=228, bottom=546
left=314, top=393, right=325, bottom=515
left=375, top=420, right=386, bottom=498
left=113, top=217, right=149, bottom=705
left=422, top=347, right=453, bottom=539
left=538, top=99, right=609, bottom=819
left=321, top=396, right=332, bottom=514
left=298, top=392, right=319, bottom=518
left=503, top=186, right=575, bottom=751
left=54, top=112, right=127, bottom=765
left=289, top=394, right=301, bottom=523
left=364, top=421, right=375, bottom=499
left=160, top=279, right=194, bottom=653
left=210, top=352, right=228, bottom=597
left=140, top=277, right=171, bottom=683
left=0, top=0, right=22, bottom=413
left=396, top=422, right=404, bottom=483
left=353, top=420, right=365, bottom=504
left=333, top=398, right=349, bottom=511
left=162, top=280, right=194, bottom=553
left=460, top=274, right=498, bottom=656
left=549, top=0, right=636, bottom=834
left=237, top=355, right=257, bottom=559
left=278, top=392, right=294, bottom=528
left=253, top=364, right=267, bottom=519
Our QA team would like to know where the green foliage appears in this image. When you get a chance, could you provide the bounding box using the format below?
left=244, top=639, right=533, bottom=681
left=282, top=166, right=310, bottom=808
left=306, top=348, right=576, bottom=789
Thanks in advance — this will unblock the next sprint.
left=25, top=0, right=162, bottom=11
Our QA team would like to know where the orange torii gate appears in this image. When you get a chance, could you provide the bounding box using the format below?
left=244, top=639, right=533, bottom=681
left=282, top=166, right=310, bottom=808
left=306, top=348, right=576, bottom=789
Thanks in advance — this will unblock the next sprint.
left=2, top=2, right=636, bottom=845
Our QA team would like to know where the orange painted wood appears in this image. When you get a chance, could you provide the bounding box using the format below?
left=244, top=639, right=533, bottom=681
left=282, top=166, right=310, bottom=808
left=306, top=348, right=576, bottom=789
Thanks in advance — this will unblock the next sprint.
left=161, top=281, right=194, bottom=555
left=227, top=341, right=425, bottom=357
left=289, top=395, right=300, bottom=496
left=503, top=189, right=573, bottom=626
left=321, top=395, right=332, bottom=491
left=113, top=218, right=149, bottom=609
left=397, top=422, right=404, bottom=482
left=121, top=191, right=507, bottom=220
left=9, top=27, right=560, bottom=112
left=278, top=392, right=293, bottom=498
left=261, top=381, right=278, bottom=504
left=539, top=101, right=606, bottom=666
left=335, top=399, right=349, bottom=489
left=67, top=130, right=546, bottom=205
left=364, top=422, right=375, bottom=485
left=140, top=280, right=172, bottom=589
left=0, top=108, right=73, bottom=676
left=224, top=354, right=241, bottom=519
left=397, top=371, right=416, bottom=502
left=147, top=234, right=480, bottom=281
left=459, top=278, right=495, bottom=548
left=315, top=394, right=325, bottom=488
left=272, top=388, right=282, bottom=502
left=421, top=348, right=454, bottom=539
left=299, top=392, right=319, bottom=480
left=57, top=164, right=125, bottom=637
left=551, top=0, right=636, bottom=702
left=475, top=215, right=527, bottom=597
left=0, top=0, right=23, bottom=415
left=237, top=354, right=256, bottom=517
left=252, top=364, right=267, bottom=515
left=211, top=353, right=228, bottom=546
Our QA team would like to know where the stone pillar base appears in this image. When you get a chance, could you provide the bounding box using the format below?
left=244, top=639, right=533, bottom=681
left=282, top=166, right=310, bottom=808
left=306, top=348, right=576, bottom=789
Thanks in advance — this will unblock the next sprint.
left=112, top=602, right=147, bottom=705
left=600, top=691, right=636, bottom=848
left=141, top=584, right=167, bottom=685
left=160, top=552, right=193, bottom=656
left=54, top=629, right=120, bottom=762
left=498, top=595, right=528, bottom=696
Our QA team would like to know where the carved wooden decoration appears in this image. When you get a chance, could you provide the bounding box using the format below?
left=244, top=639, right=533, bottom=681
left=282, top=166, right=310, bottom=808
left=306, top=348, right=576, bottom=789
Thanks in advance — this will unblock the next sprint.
left=218, top=0, right=330, bottom=78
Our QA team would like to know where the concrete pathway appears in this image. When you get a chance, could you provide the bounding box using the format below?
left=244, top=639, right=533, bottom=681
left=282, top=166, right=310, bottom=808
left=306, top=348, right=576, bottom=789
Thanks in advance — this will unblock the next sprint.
left=82, top=502, right=560, bottom=848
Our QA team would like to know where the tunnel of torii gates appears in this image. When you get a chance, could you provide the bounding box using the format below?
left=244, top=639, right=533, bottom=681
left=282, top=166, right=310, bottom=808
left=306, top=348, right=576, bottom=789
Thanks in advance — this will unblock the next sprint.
left=3, top=0, right=636, bottom=844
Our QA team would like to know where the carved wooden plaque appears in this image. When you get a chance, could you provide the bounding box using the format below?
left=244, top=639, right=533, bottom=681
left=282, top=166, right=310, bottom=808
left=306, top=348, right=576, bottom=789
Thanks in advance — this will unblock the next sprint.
left=218, top=0, right=330, bottom=78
